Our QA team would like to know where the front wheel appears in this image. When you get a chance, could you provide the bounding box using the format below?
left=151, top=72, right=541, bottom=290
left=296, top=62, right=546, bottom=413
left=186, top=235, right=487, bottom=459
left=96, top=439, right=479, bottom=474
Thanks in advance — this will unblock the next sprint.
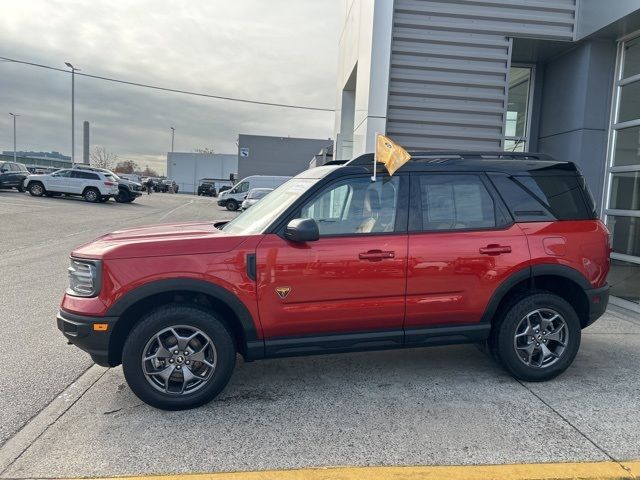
left=491, top=293, right=581, bottom=382
left=115, top=189, right=130, bottom=203
left=28, top=182, right=45, bottom=197
left=226, top=199, right=238, bottom=211
left=122, top=305, right=236, bottom=410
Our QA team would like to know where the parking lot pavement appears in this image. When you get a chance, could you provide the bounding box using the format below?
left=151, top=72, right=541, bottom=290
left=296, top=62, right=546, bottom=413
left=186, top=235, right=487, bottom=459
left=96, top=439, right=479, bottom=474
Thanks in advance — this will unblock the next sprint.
left=0, top=191, right=234, bottom=448
left=1, top=306, right=639, bottom=478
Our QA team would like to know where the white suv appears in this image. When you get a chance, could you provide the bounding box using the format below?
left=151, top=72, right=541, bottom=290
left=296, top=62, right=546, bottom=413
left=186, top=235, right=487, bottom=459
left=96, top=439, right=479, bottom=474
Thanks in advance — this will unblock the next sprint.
left=24, top=168, right=119, bottom=202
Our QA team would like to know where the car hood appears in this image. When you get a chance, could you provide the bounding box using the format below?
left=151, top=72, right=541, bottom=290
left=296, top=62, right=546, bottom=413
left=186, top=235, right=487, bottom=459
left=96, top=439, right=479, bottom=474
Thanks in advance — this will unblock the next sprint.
left=72, top=221, right=251, bottom=260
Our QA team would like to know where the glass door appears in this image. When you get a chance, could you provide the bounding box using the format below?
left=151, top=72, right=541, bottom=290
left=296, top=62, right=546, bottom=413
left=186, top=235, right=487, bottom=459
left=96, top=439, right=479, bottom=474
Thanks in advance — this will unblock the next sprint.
left=604, top=35, right=640, bottom=309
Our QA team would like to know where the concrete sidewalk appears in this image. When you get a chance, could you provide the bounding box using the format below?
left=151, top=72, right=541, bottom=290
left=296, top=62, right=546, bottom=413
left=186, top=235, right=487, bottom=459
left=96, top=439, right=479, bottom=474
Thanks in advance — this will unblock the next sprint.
left=1, top=307, right=639, bottom=479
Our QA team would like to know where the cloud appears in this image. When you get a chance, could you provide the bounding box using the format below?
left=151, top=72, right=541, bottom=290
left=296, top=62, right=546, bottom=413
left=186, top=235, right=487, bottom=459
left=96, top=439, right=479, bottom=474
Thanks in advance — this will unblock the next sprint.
left=0, top=0, right=339, bottom=174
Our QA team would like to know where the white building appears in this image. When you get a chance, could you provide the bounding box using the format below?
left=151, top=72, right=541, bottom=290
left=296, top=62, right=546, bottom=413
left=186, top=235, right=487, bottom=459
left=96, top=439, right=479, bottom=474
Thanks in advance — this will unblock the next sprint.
left=166, top=153, right=237, bottom=194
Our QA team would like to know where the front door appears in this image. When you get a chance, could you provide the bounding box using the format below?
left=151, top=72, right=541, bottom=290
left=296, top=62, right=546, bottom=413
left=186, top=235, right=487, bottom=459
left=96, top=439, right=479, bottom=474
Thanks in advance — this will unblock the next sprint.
left=48, top=169, right=72, bottom=192
left=256, top=174, right=409, bottom=343
left=405, top=173, right=531, bottom=330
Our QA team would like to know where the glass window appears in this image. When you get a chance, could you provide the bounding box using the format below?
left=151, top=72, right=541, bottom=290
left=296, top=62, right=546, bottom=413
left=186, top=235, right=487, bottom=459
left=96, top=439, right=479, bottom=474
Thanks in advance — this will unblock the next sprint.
left=608, top=258, right=640, bottom=304
left=223, top=178, right=318, bottom=235
left=623, top=36, right=640, bottom=79
left=610, top=172, right=640, bottom=210
left=235, top=182, right=249, bottom=193
left=515, top=175, right=595, bottom=220
left=618, top=81, right=640, bottom=123
left=613, top=126, right=640, bottom=166
left=0, top=163, right=7, bottom=172
left=300, top=176, right=400, bottom=235
left=52, top=170, right=72, bottom=177
left=417, top=175, right=496, bottom=231
left=489, top=174, right=554, bottom=222
left=506, top=67, right=531, bottom=138
left=607, top=215, right=640, bottom=257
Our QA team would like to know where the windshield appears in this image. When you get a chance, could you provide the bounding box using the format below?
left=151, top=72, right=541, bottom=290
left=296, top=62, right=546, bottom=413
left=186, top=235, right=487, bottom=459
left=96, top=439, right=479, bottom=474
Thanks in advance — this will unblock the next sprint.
left=223, top=178, right=318, bottom=235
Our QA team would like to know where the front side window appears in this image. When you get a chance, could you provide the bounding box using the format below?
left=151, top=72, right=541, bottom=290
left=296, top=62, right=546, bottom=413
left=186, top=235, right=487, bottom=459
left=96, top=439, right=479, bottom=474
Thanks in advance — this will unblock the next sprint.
left=416, top=174, right=497, bottom=231
left=235, top=182, right=249, bottom=193
left=300, top=176, right=400, bottom=236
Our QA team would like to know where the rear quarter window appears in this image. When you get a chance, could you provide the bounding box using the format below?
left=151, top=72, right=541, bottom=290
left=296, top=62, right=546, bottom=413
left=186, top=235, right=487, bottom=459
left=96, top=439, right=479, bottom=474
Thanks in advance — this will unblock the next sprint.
left=489, top=173, right=596, bottom=222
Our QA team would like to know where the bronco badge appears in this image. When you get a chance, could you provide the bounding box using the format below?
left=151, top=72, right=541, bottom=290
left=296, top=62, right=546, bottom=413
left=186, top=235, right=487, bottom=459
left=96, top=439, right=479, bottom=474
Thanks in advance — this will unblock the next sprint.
left=275, top=287, right=291, bottom=299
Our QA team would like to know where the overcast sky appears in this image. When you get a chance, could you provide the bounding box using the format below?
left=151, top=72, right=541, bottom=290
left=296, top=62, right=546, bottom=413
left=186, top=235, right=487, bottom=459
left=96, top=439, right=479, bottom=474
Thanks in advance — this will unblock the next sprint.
left=0, top=0, right=339, bottom=174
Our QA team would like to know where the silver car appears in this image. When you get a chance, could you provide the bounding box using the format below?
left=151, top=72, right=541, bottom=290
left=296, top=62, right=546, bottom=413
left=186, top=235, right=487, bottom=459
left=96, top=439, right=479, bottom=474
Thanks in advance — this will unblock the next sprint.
left=241, top=188, right=273, bottom=210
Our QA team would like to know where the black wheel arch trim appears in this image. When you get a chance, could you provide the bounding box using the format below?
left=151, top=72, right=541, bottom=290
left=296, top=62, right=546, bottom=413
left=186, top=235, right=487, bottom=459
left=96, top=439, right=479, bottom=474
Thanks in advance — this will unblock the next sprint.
left=480, top=264, right=592, bottom=323
left=105, top=278, right=262, bottom=355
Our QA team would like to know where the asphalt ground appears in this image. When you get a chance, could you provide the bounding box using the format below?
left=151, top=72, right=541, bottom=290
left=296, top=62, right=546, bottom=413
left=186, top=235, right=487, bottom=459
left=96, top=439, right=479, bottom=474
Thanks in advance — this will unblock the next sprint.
left=1, top=190, right=639, bottom=479
left=0, top=190, right=234, bottom=448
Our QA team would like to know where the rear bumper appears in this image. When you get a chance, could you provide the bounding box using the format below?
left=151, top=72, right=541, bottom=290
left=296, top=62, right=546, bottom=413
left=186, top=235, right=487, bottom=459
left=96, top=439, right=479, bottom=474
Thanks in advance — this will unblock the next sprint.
left=584, top=283, right=610, bottom=327
left=57, top=309, right=118, bottom=367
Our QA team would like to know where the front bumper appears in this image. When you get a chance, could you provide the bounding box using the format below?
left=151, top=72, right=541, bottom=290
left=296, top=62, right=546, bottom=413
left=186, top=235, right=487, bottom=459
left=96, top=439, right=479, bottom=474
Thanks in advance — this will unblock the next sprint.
left=57, top=309, right=118, bottom=367
left=584, top=283, right=610, bottom=327
left=217, top=199, right=227, bottom=206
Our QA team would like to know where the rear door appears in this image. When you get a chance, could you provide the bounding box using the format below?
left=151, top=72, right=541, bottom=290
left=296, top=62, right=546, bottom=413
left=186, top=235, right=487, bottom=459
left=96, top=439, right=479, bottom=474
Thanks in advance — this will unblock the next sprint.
left=256, top=174, right=409, bottom=341
left=405, top=173, right=530, bottom=333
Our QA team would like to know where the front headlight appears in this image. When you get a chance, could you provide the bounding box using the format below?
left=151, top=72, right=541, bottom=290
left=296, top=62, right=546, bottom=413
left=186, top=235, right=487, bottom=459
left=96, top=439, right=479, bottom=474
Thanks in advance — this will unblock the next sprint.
left=67, top=258, right=101, bottom=297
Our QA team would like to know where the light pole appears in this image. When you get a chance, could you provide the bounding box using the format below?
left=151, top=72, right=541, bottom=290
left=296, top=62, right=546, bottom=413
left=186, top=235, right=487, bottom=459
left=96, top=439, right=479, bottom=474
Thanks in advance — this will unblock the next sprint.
left=65, top=62, right=80, bottom=164
left=170, top=127, right=175, bottom=153
left=9, top=113, right=19, bottom=162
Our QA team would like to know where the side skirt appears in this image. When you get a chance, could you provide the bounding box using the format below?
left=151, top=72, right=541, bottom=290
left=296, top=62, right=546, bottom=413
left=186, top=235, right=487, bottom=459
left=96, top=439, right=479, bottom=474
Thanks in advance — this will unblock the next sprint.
left=262, top=324, right=490, bottom=359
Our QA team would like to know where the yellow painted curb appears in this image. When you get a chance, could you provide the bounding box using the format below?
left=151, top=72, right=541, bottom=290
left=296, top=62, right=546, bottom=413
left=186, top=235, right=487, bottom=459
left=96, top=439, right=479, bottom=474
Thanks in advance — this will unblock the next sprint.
left=77, top=460, right=640, bottom=480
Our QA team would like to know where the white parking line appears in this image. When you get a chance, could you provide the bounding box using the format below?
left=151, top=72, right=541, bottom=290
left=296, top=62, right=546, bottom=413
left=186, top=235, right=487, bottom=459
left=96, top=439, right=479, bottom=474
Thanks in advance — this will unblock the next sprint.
left=159, top=200, right=194, bottom=220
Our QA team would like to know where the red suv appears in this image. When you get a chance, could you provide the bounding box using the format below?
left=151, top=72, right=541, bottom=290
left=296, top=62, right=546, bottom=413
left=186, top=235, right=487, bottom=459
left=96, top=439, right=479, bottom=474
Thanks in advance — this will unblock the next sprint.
left=58, top=152, right=610, bottom=410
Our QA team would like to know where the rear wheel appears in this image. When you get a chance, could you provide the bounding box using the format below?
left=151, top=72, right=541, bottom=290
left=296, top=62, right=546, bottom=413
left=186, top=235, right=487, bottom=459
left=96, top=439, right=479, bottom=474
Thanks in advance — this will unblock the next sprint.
left=122, top=305, right=236, bottom=410
left=491, top=293, right=581, bottom=382
left=83, top=187, right=100, bottom=203
left=226, top=199, right=238, bottom=211
left=28, top=182, right=45, bottom=197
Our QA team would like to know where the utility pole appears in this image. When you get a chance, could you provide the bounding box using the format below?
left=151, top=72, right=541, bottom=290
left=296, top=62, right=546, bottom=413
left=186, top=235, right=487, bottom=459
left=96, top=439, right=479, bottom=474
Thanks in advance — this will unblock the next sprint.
left=170, top=127, right=175, bottom=153
left=9, top=113, right=19, bottom=162
left=65, top=62, right=79, bottom=164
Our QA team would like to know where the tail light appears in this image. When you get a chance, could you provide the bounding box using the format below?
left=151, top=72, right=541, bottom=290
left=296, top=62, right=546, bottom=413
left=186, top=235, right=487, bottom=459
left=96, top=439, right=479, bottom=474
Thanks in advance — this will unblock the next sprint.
left=104, top=181, right=115, bottom=186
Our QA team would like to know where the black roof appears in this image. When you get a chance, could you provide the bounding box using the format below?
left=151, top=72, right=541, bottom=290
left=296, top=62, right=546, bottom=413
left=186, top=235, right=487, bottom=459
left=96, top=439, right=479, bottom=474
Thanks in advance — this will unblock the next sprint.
left=343, top=151, right=578, bottom=175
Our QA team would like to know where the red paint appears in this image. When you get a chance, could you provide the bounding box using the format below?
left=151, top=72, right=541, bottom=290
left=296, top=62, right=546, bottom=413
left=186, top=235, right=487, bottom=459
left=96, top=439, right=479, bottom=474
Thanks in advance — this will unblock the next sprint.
left=61, top=218, right=610, bottom=341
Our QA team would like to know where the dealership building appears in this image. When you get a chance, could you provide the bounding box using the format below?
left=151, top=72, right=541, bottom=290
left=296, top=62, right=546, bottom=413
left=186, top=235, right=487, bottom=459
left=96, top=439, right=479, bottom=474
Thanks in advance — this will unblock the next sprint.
left=334, top=0, right=640, bottom=310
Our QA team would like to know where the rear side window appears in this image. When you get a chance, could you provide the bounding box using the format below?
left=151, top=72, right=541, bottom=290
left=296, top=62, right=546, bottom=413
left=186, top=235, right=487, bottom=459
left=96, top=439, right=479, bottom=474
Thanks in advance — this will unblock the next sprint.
left=489, top=173, right=596, bottom=221
left=414, top=174, right=503, bottom=231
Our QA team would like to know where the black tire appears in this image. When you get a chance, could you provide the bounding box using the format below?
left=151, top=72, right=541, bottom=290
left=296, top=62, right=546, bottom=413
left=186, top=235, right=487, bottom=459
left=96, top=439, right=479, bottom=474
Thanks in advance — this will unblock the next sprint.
left=28, top=182, right=45, bottom=197
left=491, top=292, right=581, bottom=382
left=115, top=189, right=130, bottom=203
left=226, top=199, right=238, bottom=211
left=122, top=305, right=236, bottom=410
left=17, top=183, right=25, bottom=193
left=99, top=196, right=109, bottom=203
left=83, top=187, right=100, bottom=203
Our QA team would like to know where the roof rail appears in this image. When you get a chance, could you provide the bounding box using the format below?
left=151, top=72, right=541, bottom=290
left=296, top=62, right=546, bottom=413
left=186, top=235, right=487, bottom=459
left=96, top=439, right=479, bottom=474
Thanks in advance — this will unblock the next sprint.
left=348, top=151, right=553, bottom=166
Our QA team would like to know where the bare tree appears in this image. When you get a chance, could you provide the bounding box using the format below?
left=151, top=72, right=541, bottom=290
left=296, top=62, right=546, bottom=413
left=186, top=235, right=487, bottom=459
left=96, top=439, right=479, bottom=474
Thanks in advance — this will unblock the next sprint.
left=114, top=159, right=139, bottom=174
left=194, top=147, right=215, bottom=154
left=142, top=165, right=159, bottom=177
left=90, top=146, right=118, bottom=170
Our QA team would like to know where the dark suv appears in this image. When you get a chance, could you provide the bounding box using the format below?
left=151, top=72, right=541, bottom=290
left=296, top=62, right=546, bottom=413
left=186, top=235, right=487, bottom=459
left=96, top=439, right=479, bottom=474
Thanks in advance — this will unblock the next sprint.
left=57, top=152, right=610, bottom=410
left=197, top=181, right=217, bottom=197
left=0, top=161, right=29, bottom=191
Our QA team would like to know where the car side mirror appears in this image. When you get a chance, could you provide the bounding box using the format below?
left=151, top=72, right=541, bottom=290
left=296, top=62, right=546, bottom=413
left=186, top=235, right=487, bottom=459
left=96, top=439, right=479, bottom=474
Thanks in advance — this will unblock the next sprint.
left=285, top=218, right=319, bottom=243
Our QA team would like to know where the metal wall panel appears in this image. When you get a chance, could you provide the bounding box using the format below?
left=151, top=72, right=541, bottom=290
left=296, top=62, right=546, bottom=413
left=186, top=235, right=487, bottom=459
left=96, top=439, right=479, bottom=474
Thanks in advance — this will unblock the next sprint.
left=387, top=0, right=577, bottom=151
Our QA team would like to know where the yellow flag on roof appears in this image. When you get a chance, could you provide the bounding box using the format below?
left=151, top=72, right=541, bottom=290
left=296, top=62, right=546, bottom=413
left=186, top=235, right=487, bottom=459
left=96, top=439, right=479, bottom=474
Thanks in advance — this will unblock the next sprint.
left=375, top=133, right=411, bottom=176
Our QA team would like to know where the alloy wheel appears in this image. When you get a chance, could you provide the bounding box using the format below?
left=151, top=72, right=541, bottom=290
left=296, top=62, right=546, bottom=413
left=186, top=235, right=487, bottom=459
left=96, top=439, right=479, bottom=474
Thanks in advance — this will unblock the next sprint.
left=513, top=308, right=568, bottom=369
left=141, top=325, right=217, bottom=395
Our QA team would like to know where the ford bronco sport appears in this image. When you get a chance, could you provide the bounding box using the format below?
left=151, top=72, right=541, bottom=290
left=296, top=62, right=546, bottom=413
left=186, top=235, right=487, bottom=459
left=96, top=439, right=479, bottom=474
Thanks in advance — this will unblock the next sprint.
left=58, top=152, right=610, bottom=410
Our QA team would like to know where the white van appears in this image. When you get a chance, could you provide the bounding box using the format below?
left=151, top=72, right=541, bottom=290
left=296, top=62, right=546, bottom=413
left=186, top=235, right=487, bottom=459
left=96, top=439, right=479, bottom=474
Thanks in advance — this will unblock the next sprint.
left=217, top=175, right=291, bottom=211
